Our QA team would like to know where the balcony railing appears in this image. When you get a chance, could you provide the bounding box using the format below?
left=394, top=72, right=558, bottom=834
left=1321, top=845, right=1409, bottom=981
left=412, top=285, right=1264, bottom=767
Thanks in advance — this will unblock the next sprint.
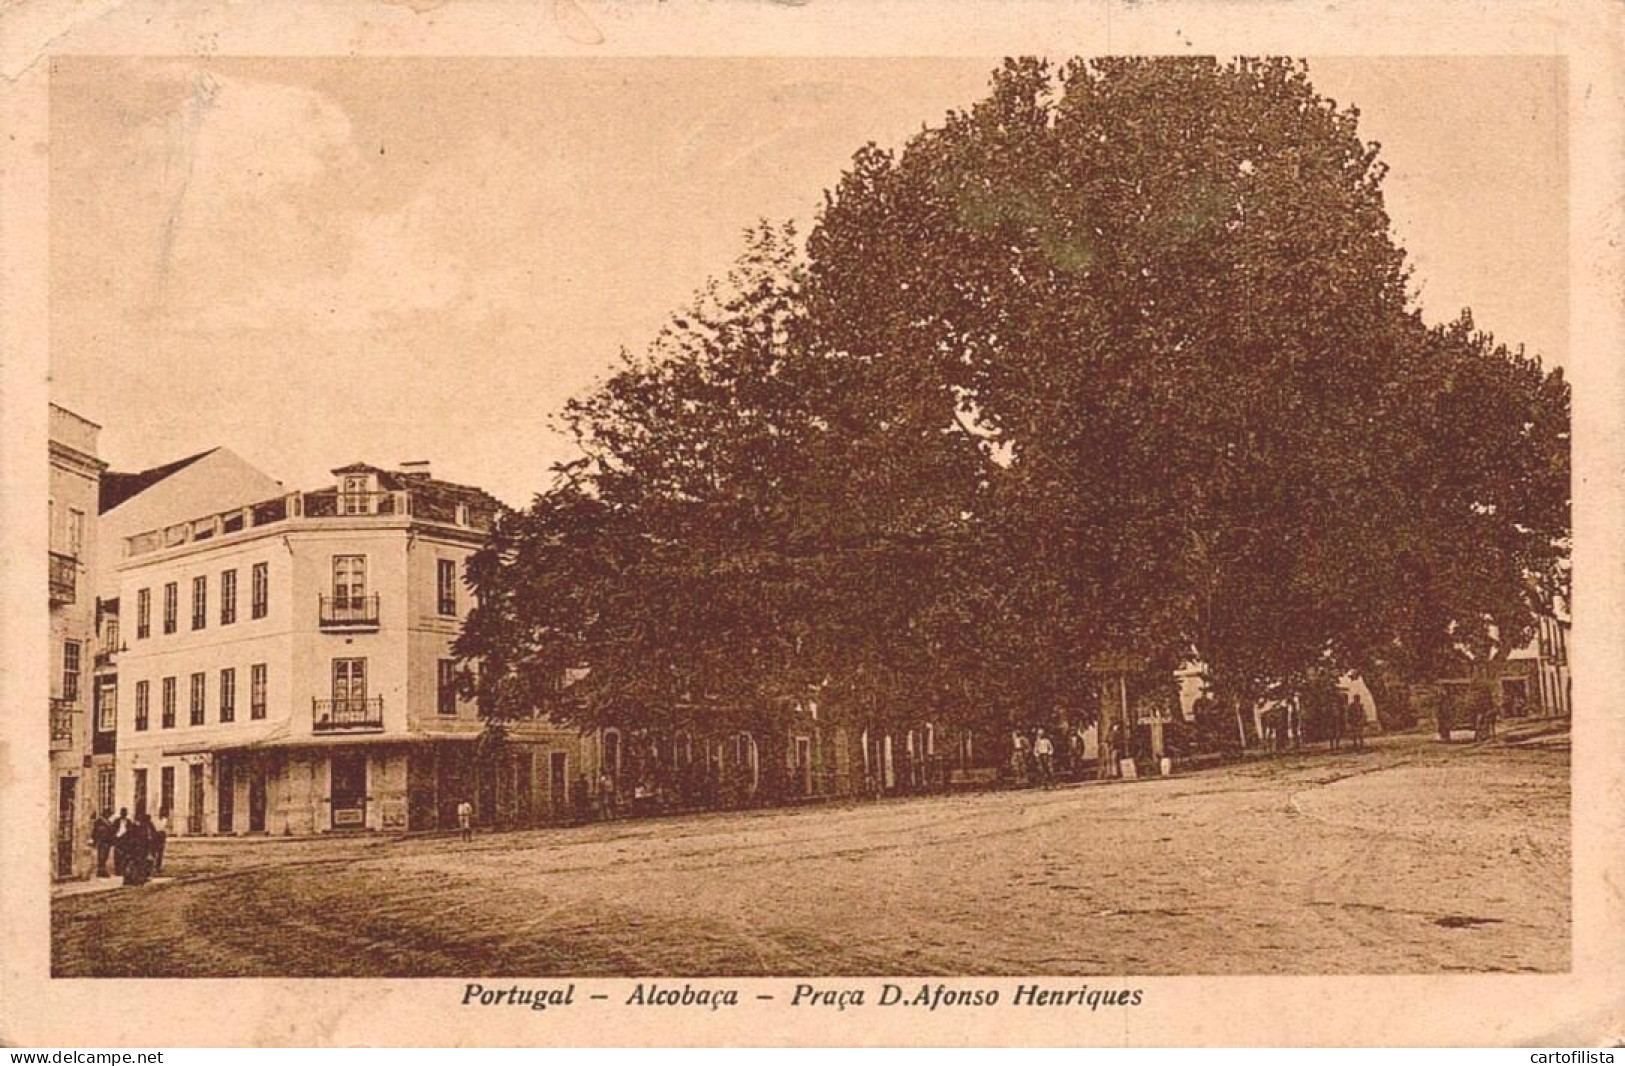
left=49, top=552, right=77, bottom=604
left=313, top=697, right=384, bottom=733
left=50, top=698, right=76, bottom=749
left=319, top=594, right=380, bottom=630
left=127, top=486, right=497, bottom=558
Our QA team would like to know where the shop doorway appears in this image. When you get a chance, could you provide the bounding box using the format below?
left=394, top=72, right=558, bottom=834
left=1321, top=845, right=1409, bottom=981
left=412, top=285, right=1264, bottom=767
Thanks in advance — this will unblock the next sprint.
left=330, top=753, right=368, bottom=829
left=56, top=777, right=77, bottom=878
left=549, top=752, right=568, bottom=819
left=248, top=768, right=268, bottom=833
left=217, top=762, right=235, bottom=834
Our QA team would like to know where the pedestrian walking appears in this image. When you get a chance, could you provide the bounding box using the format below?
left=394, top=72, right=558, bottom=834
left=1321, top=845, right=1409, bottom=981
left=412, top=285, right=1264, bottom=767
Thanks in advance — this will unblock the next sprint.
left=456, top=798, right=474, bottom=842
left=151, top=810, right=170, bottom=874
left=1346, top=695, right=1367, bottom=752
left=110, top=807, right=132, bottom=876
left=91, top=809, right=114, bottom=878
left=1102, top=719, right=1126, bottom=780
left=1034, top=730, right=1055, bottom=787
left=121, top=815, right=152, bottom=887
left=1327, top=697, right=1344, bottom=752
left=1009, top=732, right=1030, bottom=785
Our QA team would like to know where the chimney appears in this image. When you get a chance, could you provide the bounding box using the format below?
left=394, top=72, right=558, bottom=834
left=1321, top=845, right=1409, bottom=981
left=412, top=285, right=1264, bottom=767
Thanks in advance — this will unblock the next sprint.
left=399, top=459, right=432, bottom=481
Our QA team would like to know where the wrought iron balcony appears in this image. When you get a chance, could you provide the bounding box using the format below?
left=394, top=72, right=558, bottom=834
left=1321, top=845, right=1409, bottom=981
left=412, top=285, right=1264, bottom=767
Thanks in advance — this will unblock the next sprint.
left=49, top=551, right=77, bottom=604
left=313, top=696, right=384, bottom=733
left=319, top=594, right=380, bottom=630
left=50, top=698, right=76, bottom=749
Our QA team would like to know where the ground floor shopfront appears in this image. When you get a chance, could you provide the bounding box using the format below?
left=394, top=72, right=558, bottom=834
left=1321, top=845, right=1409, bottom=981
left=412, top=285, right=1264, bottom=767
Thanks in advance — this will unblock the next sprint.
left=121, top=730, right=593, bottom=837
left=111, top=717, right=1046, bottom=839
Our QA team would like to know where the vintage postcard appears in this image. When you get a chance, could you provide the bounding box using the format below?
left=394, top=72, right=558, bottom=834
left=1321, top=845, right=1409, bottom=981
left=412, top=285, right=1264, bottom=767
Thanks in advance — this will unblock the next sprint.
left=2, top=0, right=1621, bottom=1049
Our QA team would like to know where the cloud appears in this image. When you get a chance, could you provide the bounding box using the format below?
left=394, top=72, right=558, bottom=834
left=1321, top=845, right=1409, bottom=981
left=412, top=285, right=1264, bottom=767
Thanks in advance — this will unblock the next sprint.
left=148, top=70, right=465, bottom=331
left=183, top=186, right=468, bottom=331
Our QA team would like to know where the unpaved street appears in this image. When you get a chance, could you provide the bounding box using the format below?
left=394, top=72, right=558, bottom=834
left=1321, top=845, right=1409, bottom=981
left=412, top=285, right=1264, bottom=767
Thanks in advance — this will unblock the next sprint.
left=53, top=732, right=1568, bottom=976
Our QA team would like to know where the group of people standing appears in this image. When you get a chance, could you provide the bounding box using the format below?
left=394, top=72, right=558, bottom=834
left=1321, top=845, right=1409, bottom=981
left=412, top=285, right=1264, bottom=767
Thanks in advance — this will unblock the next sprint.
left=1325, top=694, right=1368, bottom=751
left=89, top=807, right=167, bottom=886
left=1009, top=727, right=1085, bottom=787
left=1259, top=693, right=1367, bottom=752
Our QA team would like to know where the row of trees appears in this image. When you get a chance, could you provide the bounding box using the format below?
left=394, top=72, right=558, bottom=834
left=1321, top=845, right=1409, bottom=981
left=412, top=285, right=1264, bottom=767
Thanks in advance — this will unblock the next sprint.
left=455, top=57, right=1570, bottom=755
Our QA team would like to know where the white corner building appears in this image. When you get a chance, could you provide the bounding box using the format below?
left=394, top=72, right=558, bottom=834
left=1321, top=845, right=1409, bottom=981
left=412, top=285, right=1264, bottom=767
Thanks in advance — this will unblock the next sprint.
left=113, top=462, right=504, bottom=835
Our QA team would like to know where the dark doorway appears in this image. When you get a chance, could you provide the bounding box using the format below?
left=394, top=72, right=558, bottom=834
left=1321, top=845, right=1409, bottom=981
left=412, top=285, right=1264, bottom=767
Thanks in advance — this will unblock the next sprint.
left=56, top=777, right=77, bottom=878
left=514, top=751, right=534, bottom=825
left=796, top=737, right=813, bottom=796
left=476, top=762, right=497, bottom=827
left=1501, top=677, right=1531, bottom=715
left=330, top=753, right=368, bottom=830
left=248, top=767, right=267, bottom=832
left=217, top=762, right=235, bottom=834
left=407, top=747, right=436, bottom=830
left=436, top=744, right=473, bottom=829
left=186, top=764, right=203, bottom=834
left=549, top=751, right=568, bottom=820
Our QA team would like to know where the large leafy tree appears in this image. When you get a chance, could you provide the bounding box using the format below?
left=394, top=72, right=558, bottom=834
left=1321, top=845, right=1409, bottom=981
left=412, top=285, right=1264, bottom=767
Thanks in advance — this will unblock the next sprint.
left=804, top=56, right=1568, bottom=712
left=459, top=57, right=1570, bottom=752
left=455, top=224, right=994, bottom=794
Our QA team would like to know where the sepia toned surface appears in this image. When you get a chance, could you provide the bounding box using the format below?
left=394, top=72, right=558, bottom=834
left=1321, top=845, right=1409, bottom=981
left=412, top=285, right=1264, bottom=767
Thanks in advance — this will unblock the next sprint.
left=4, top=0, right=1624, bottom=1049
left=52, top=731, right=1568, bottom=978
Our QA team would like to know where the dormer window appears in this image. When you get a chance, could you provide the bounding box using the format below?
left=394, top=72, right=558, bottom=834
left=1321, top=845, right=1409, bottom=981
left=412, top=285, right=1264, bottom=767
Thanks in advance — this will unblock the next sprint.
left=340, top=474, right=372, bottom=515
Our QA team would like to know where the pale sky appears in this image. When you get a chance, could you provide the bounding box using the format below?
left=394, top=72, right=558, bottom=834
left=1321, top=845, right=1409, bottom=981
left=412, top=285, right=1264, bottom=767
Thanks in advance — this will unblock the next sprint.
left=49, top=56, right=1567, bottom=507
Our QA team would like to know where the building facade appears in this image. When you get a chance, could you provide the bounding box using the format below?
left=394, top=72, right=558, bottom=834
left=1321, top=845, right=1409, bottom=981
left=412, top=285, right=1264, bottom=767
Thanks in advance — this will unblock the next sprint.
left=90, top=447, right=285, bottom=853
left=1505, top=613, right=1572, bottom=717
left=112, top=463, right=532, bottom=835
left=49, top=404, right=106, bottom=880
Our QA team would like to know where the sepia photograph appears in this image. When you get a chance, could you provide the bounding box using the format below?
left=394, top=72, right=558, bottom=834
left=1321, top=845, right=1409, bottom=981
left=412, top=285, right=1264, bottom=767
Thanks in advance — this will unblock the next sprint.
left=39, top=49, right=1576, bottom=983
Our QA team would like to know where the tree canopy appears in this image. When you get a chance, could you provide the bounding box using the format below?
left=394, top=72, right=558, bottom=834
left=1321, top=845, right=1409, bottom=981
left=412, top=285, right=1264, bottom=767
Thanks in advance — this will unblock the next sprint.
left=455, top=56, right=1570, bottom=741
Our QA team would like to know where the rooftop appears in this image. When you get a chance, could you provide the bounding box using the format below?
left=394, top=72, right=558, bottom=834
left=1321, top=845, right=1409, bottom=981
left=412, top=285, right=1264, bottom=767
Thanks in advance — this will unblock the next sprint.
left=100, top=448, right=218, bottom=514
left=122, top=462, right=505, bottom=561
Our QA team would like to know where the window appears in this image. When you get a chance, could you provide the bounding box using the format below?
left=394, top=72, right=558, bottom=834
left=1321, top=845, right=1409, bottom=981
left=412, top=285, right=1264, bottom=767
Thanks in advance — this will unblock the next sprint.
left=341, top=475, right=370, bottom=515
left=160, top=766, right=175, bottom=817
left=134, top=680, right=150, bottom=731
left=161, top=677, right=176, bottom=729
left=133, top=768, right=148, bottom=817
left=251, top=562, right=269, bottom=619
left=103, top=615, right=120, bottom=654
left=96, top=679, right=117, bottom=732
left=220, top=569, right=238, bottom=625
left=190, top=672, right=206, bottom=726
left=437, top=558, right=457, bottom=616
left=67, top=507, right=85, bottom=556
left=163, top=582, right=178, bottom=634
left=438, top=659, right=458, bottom=715
left=219, top=668, right=237, bottom=723
left=96, top=768, right=115, bottom=816
left=136, top=588, right=151, bottom=639
left=332, top=658, right=367, bottom=703
left=61, top=641, right=81, bottom=702
left=250, top=664, right=267, bottom=720
left=192, top=575, right=207, bottom=630
left=333, top=555, right=367, bottom=606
